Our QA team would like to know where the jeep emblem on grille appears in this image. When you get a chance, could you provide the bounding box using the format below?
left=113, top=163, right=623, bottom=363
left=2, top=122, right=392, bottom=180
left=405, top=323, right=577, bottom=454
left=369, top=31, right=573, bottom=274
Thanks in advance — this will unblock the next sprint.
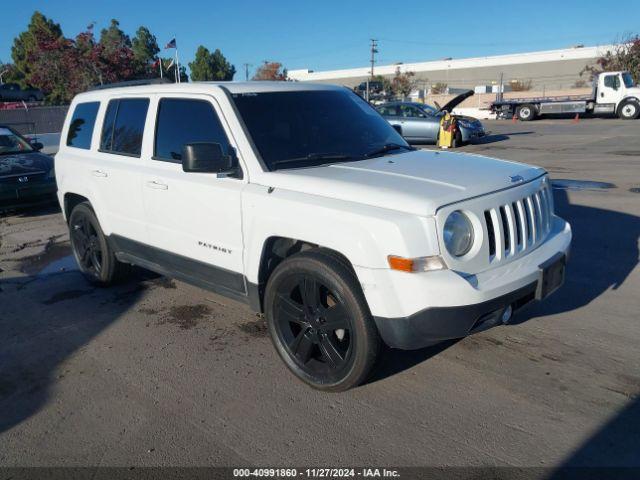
left=509, top=175, right=524, bottom=183
left=18, top=176, right=29, bottom=183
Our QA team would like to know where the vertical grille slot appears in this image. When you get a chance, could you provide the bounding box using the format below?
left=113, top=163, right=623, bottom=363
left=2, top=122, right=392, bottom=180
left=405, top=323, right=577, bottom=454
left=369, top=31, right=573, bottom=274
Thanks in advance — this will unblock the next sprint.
left=484, top=210, right=496, bottom=257
left=499, top=206, right=510, bottom=255
left=512, top=202, right=522, bottom=248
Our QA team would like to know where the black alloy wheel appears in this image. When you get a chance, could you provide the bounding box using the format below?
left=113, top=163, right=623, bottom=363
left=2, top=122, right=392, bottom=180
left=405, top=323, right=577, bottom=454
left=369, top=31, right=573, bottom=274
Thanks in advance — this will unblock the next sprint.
left=70, top=210, right=103, bottom=278
left=68, top=202, right=129, bottom=285
left=265, top=249, right=380, bottom=391
left=274, top=273, right=353, bottom=376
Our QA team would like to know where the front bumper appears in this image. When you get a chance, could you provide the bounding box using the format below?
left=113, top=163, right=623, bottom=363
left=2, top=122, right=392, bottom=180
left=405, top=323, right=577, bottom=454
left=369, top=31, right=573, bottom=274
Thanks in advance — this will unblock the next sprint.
left=356, top=216, right=572, bottom=350
left=374, top=280, right=539, bottom=349
left=0, top=180, right=57, bottom=205
left=460, top=125, right=486, bottom=142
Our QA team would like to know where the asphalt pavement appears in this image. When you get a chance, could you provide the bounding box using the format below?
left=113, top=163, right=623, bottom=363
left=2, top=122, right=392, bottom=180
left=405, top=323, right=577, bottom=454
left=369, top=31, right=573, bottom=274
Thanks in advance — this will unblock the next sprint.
left=0, top=118, right=638, bottom=474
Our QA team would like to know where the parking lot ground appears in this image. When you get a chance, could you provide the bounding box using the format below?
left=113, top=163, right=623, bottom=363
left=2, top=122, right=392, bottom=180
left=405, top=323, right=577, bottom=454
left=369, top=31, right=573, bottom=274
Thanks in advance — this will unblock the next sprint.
left=0, top=118, right=639, bottom=472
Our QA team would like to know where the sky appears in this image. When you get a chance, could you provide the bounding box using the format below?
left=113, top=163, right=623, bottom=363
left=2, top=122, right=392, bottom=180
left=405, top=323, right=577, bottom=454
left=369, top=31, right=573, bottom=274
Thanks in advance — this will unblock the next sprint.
left=1, top=0, right=639, bottom=78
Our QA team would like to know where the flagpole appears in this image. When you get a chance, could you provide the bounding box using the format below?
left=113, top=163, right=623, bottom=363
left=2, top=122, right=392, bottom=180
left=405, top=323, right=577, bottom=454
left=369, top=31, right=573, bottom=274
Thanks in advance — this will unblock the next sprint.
left=175, top=47, right=180, bottom=83
left=159, top=58, right=163, bottom=79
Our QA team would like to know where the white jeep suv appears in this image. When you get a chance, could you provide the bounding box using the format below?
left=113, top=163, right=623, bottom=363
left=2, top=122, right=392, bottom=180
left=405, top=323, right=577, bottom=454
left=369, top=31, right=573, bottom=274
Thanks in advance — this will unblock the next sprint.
left=56, top=81, right=571, bottom=391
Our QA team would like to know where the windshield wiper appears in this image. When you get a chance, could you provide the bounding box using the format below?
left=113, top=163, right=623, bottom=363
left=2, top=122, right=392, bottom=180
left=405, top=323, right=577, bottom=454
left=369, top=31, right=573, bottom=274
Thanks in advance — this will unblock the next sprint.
left=271, top=153, right=354, bottom=170
left=364, top=143, right=414, bottom=158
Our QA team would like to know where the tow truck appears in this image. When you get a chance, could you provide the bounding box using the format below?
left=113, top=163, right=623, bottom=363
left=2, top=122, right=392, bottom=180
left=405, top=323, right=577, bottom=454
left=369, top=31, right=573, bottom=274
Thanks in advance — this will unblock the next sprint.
left=491, top=71, right=640, bottom=121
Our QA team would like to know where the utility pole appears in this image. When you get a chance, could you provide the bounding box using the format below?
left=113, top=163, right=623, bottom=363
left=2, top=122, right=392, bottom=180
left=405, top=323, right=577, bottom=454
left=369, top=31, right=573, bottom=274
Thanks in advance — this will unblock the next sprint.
left=367, top=39, right=378, bottom=102
left=369, top=39, right=378, bottom=79
left=243, top=63, right=252, bottom=81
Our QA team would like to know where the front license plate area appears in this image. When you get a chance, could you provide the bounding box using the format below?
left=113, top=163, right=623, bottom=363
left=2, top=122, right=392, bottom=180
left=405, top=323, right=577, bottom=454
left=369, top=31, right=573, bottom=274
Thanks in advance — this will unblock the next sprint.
left=536, top=253, right=566, bottom=300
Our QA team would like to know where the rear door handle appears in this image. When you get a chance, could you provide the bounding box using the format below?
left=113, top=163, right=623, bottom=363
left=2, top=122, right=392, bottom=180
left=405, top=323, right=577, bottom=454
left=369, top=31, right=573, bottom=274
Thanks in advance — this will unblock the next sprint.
left=92, top=170, right=108, bottom=178
left=146, top=180, right=168, bottom=190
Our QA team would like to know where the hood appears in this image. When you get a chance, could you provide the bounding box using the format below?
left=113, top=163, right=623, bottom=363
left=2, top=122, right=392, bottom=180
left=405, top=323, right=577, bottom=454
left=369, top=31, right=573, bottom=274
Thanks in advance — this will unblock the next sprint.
left=437, top=90, right=474, bottom=113
left=0, top=152, right=53, bottom=177
left=261, top=150, right=545, bottom=216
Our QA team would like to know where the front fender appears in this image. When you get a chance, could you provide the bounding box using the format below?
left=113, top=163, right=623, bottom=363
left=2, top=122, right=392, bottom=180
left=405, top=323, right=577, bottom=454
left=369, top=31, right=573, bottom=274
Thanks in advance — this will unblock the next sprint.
left=241, top=184, right=440, bottom=284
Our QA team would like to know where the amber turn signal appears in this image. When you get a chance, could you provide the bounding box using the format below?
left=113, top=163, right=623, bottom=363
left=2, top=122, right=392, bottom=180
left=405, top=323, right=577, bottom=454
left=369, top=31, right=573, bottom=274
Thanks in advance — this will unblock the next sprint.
left=387, top=255, right=447, bottom=273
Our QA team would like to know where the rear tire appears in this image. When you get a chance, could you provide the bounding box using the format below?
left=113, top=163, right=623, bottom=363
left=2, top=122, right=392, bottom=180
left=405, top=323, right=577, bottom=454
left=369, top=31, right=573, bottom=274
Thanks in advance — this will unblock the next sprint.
left=618, top=100, right=639, bottom=120
left=516, top=104, right=536, bottom=121
left=264, top=249, right=380, bottom=392
left=68, top=202, right=130, bottom=286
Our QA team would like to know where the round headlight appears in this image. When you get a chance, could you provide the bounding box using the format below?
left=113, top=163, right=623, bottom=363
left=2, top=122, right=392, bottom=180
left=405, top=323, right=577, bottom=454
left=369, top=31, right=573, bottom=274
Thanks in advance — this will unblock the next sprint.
left=443, top=211, right=474, bottom=257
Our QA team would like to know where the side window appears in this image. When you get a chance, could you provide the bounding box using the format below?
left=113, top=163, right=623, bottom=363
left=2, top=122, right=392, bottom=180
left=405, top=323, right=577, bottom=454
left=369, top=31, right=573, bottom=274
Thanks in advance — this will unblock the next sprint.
left=378, top=105, right=398, bottom=116
left=66, top=101, right=100, bottom=149
left=604, top=75, right=620, bottom=90
left=154, top=98, right=231, bottom=162
left=400, top=105, right=422, bottom=118
left=100, top=98, right=149, bottom=156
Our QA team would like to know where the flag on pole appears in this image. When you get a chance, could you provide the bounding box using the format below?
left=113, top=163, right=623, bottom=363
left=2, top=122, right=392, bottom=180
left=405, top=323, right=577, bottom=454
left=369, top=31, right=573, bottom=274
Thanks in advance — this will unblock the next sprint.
left=165, top=38, right=176, bottom=49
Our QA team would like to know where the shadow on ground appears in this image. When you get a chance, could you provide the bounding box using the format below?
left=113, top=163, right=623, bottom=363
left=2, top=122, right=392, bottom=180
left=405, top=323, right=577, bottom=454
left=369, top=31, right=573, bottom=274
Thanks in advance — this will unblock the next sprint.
left=473, top=130, right=535, bottom=145
left=0, top=258, right=154, bottom=433
left=513, top=187, right=639, bottom=324
left=550, top=397, right=640, bottom=477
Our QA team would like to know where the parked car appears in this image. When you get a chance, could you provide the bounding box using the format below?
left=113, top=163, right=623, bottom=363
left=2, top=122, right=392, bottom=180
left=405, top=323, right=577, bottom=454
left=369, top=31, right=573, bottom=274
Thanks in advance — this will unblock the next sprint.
left=0, top=125, right=55, bottom=206
left=56, top=81, right=571, bottom=391
left=377, top=91, right=486, bottom=146
left=0, top=83, right=45, bottom=102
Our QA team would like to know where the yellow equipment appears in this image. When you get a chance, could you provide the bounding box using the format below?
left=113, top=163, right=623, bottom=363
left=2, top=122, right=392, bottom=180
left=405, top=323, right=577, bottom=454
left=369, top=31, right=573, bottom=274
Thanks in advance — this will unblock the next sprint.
left=437, top=112, right=456, bottom=148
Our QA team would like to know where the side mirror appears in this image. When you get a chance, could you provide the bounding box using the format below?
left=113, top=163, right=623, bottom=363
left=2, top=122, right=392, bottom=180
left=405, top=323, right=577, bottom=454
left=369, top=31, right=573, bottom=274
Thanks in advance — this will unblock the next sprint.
left=30, top=141, right=44, bottom=151
left=182, top=142, right=238, bottom=177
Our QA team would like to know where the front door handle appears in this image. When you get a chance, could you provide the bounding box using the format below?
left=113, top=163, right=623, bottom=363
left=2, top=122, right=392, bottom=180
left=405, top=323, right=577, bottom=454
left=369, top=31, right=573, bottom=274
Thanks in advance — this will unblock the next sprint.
left=92, top=170, right=108, bottom=178
left=146, top=180, right=168, bottom=190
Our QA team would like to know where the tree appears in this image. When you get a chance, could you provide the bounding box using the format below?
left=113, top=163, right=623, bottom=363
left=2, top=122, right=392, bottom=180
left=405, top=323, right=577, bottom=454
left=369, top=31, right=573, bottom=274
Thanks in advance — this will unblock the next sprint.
left=99, top=19, right=130, bottom=55
left=189, top=46, right=235, bottom=81
left=582, top=35, right=640, bottom=83
left=430, top=82, right=448, bottom=94
left=390, top=68, right=416, bottom=98
left=132, top=26, right=160, bottom=78
left=0, top=61, right=21, bottom=84
left=11, top=11, right=63, bottom=88
left=509, top=79, right=532, bottom=92
left=252, top=61, right=287, bottom=81
left=97, top=20, right=135, bottom=83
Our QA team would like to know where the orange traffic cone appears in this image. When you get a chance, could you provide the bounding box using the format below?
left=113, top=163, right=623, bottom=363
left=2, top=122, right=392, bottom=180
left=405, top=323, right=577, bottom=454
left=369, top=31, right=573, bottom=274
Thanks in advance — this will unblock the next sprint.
left=512, top=114, right=517, bottom=123
left=572, top=113, right=580, bottom=123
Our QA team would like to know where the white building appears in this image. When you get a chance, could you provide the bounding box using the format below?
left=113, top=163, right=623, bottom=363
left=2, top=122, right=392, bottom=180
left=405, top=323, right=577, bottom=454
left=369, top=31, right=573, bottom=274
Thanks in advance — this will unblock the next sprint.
left=288, top=44, right=616, bottom=90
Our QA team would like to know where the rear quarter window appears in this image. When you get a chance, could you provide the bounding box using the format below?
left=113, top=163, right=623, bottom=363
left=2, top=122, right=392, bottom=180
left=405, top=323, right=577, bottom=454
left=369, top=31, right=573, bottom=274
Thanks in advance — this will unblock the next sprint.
left=66, top=102, right=100, bottom=149
left=100, top=98, right=150, bottom=157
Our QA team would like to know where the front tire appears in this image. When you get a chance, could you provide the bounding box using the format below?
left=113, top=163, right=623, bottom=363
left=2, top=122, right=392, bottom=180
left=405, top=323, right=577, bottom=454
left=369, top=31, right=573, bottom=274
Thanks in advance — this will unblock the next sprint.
left=68, top=202, right=129, bottom=286
left=618, top=100, right=639, bottom=120
left=452, top=129, right=463, bottom=148
left=264, top=249, right=380, bottom=392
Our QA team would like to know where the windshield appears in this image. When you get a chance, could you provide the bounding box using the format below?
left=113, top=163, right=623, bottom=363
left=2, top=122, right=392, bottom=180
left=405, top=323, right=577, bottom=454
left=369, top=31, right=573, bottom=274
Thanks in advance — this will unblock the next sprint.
left=622, top=72, right=635, bottom=88
left=231, top=90, right=408, bottom=170
left=417, top=104, right=438, bottom=115
left=0, top=127, right=33, bottom=155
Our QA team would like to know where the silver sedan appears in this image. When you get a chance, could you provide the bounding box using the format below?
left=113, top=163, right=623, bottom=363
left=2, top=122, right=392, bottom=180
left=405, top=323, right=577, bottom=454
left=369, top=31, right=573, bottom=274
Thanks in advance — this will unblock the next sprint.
left=375, top=92, right=486, bottom=146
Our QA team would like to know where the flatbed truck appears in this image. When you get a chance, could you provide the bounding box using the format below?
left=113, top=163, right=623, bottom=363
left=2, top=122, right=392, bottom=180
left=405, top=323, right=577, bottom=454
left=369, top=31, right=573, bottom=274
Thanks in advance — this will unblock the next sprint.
left=491, top=71, right=640, bottom=121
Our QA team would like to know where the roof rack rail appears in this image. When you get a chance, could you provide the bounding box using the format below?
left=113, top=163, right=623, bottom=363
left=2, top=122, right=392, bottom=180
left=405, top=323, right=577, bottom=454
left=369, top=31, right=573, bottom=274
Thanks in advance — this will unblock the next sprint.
left=88, top=78, right=172, bottom=91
